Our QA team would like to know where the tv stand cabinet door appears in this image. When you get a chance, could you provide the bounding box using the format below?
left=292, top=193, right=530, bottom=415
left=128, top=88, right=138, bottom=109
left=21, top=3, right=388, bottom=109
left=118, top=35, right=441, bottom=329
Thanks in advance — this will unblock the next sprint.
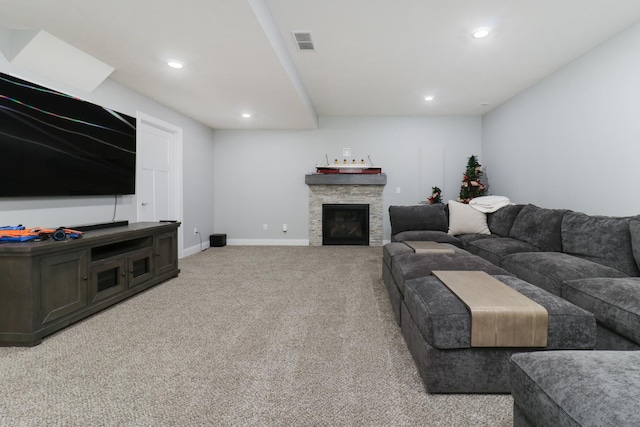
left=40, top=250, right=89, bottom=325
left=90, top=258, right=127, bottom=303
left=155, top=231, right=178, bottom=277
left=128, top=247, right=155, bottom=288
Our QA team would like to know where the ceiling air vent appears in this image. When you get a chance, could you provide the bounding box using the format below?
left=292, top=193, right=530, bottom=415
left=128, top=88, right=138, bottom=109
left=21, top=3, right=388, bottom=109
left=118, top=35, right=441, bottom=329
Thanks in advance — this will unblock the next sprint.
left=292, top=31, right=315, bottom=51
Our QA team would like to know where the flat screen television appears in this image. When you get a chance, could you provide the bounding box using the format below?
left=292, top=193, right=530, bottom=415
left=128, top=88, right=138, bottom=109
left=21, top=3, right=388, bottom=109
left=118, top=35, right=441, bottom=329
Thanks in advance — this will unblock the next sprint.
left=0, top=72, right=136, bottom=197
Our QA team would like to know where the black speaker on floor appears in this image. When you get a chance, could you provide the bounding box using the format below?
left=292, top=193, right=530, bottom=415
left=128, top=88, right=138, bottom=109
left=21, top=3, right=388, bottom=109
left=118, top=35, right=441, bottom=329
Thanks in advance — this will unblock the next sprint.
left=210, top=234, right=227, bottom=247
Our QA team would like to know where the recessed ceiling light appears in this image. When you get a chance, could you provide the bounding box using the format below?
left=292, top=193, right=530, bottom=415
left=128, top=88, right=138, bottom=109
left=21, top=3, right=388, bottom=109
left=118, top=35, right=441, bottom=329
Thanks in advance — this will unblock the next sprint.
left=167, top=60, right=184, bottom=69
left=472, top=28, right=491, bottom=39
left=241, top=113, right=252, bottom=118
left=424, top=96, right=435, bottom=101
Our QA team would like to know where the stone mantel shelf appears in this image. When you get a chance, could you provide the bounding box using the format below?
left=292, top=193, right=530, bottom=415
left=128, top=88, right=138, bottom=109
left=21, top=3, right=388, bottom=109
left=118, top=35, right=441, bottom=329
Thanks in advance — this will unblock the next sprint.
left=305, top=173, right=387, bottom=186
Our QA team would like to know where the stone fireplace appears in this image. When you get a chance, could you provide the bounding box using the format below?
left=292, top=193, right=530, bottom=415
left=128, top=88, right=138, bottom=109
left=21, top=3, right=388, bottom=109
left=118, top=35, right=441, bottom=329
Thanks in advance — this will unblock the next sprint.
left=305, top=174, right=387, bottom=246
left=322, top=203, right=370, bottom=245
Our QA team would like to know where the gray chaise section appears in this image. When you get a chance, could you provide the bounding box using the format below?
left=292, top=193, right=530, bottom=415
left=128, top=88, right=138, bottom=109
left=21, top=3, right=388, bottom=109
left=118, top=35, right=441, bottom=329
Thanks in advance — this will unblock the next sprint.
left=563, top=277, right=640, bottom=349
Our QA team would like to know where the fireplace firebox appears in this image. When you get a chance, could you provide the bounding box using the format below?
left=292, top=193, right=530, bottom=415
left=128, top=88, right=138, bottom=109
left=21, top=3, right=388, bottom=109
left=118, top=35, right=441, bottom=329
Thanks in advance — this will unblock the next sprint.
left=322, top=204, right=369, bottom=245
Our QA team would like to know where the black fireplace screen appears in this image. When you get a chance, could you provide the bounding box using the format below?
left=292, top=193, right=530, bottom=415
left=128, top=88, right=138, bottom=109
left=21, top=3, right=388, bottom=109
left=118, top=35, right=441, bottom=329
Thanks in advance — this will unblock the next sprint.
left=322, top=204, right=369, bottom=245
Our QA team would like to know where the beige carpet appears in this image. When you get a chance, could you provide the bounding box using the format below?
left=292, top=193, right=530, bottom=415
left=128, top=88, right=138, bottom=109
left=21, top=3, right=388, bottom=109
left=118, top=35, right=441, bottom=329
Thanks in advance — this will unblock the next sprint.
left=0, top=246, right=512, bottom=426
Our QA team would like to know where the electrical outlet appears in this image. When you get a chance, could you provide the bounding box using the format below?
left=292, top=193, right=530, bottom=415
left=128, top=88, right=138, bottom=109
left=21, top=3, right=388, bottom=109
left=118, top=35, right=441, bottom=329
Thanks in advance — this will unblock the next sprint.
left=282, top=224, right=287, bottom=232
left=396, top=187, right=401, bottom=194
left=193, top=227, right=198, bottom=235
left=263, top=223, right=268, bottom=231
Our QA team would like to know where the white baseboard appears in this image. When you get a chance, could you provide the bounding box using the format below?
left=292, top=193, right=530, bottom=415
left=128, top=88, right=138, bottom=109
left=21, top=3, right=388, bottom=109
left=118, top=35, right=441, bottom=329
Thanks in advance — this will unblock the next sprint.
left=181, top=239, right=309, bottom=258
left=227, top=238, right=310, bottom=246
left=182, top=238, right=387, bottom=256
left=182, top=242, right=210, bottom=258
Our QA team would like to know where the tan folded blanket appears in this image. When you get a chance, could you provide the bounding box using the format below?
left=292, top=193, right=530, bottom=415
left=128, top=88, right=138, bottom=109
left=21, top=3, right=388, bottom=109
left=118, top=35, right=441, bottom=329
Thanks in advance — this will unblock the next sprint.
left=403, top=241, right=455, bottom=254
left=432, top=270, right=548, bottom=347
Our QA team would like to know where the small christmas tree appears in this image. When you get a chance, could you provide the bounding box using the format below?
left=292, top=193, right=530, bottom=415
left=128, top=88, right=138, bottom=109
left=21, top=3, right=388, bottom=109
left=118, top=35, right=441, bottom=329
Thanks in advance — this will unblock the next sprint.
left=427, top=186, right=442, bottom=204
left=458, top=155, right=486, bottom=203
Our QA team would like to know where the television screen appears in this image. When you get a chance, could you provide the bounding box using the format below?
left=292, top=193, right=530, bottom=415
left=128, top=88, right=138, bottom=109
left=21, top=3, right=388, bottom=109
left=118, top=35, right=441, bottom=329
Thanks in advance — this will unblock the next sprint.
left=0, top=72, right=136, bottom=197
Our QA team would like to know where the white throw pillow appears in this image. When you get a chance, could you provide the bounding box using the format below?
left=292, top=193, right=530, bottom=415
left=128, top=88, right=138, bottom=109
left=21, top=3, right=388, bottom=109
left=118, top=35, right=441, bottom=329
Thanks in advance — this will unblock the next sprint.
left=448, top=200, right=491, bottom=235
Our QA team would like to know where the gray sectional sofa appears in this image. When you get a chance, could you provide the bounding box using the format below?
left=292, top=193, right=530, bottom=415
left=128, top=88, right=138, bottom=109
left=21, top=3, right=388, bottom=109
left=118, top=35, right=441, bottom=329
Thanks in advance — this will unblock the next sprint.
left=387, top=202, right=640, bottom=350
left=384, top=201, right=640, bottom=423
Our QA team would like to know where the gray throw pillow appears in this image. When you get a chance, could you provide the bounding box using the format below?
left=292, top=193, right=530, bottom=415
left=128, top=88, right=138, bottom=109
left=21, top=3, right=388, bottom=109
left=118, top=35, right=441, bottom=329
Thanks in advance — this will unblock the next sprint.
left=509, top=204, right=570, bottom=252
left=488, top=204, right=525, bottom=237
left=629, top=219, right=640, bottom=273
left=389, top=204, right=448, bottom=235
left=562, top=212, right=639, bottom=276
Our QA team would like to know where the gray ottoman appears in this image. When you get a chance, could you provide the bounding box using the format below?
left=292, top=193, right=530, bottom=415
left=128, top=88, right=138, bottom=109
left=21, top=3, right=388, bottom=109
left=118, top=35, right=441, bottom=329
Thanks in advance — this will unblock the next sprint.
left=401, top=274, right=596, bottom=393
left=510, top=351, right=640, bottom=426
left=382, top=242, right=416, bottom=325
left=382, top=242, right=506, bottom=325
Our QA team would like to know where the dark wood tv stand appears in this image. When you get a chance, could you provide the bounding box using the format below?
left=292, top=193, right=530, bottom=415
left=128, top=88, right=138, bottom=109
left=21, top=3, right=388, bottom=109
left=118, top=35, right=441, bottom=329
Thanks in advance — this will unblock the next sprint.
left=0, top=222, right=180, bottom=346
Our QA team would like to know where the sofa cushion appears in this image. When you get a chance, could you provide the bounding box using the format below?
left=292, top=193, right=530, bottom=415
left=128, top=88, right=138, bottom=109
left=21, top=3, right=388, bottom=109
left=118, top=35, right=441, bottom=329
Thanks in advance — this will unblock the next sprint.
left=509, top=204, right=570, bottom=252
left=390, top=252, right=507, bottom=295
left=403, top=274, right=595, bottom=350
left=629, top=219, right=640, bottom=272
left=383, top=241, right=465, bottom=271
left=456, top=233, right=495, bottom=248
left=510, top=351, right=640, bottom=427
left=391, top=230, right=463, bottom=247
left=502, top=252, right=628, bottom=296
left=389, top=204, right=448, bottom=235
left=562, top=277, right=640, bottom=345
left=487, top=204, right=525, bottom=237
left=562, top=212, right=639, bottom=276
left=382, top=242, right=415, bottom=271
left=447, top=200, right=490, bottom=235
left=466, top=237, right=540, bottom=266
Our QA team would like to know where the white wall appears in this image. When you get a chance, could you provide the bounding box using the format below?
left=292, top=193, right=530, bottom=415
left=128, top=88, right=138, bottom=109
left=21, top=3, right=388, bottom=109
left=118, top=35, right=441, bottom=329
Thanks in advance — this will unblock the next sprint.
left=0, top=59, right=216, bottom=256
left=213, top=116, right=481, bottom=243
left=482, top=21, right=640, bottom=216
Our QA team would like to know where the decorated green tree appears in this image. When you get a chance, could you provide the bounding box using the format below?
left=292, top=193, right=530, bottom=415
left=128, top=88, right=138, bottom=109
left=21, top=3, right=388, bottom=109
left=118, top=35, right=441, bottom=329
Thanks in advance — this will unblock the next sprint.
left=458, top=155, right=486, bottom=203
left=427, top=186, right=442, bottom=204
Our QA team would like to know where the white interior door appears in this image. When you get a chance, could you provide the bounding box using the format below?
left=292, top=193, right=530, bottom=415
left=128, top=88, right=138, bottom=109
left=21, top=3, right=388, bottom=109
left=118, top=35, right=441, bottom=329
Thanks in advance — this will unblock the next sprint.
left=138, top=124, right=172, bottom=221
left=136, top=112, right=184, bottom=257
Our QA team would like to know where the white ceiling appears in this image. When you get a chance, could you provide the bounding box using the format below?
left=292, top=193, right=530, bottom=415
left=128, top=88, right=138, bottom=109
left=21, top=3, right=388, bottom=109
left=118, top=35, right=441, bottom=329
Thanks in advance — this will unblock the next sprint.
left=2, top=0, right=640, bottom=130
